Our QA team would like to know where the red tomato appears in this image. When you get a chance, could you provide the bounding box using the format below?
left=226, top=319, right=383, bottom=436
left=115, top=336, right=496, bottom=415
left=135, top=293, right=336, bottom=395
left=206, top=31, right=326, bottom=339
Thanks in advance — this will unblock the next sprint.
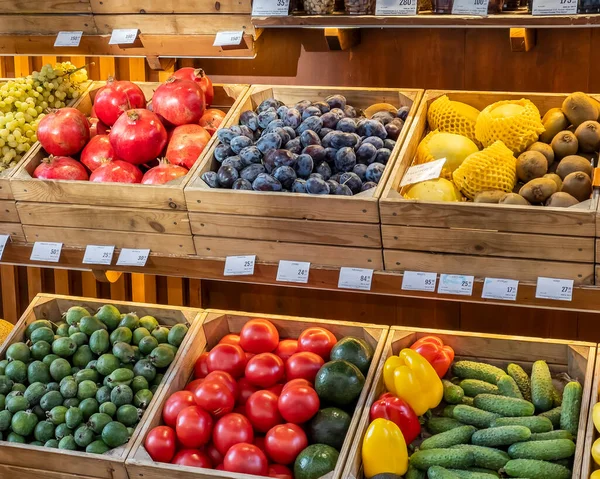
left=282, top=378, right=312, bottom=391
left=185, top=378, right=204, bottom=395
left=278, top=386, right=319, bottom=424
left=246, top=390, right=283, bottom=433
left=245, top=352, right=255, bottom=361
left=194, top=379, right=235, bottom=418
left=285, top=352, right=324, bottom=382
left=163, top=391, right=196, bottom=428
left=215, top=463, right=225, bottom=470
left=265, top=423, right=308, bottom=465
left=297, top=327, right=337, bottom=360
left=144, top=426, right=176, bottom=463
left=205, top=443, right=223, bottom=467
left=268, top=464, right=294, bottom=479
left=234, top=405, right=247, bottom=416
left=212, top=413, right=254, bottom=456
left=205, top=371, right=238, bottom=399
left=254, top=435, right=267, bottom=455
left=237, top=377, right=259, bottom=406
left=220, top=334, right=241, bottom=347
left=240, top=319, right=279, bottom=354
left=171, top=449, right=212, bottom=468
left=245, top=353, right=285, bottom=388
left=224, top=443, right=268, bottom=475
left=206, top=344, right=247, bottom=378
left=194, top=352, right=209, bottom=379
left=267, top=384, right=284, bottom=397
left=274, top=339, right=298, bottom=362
left=175, top=406, right=213, bottom=448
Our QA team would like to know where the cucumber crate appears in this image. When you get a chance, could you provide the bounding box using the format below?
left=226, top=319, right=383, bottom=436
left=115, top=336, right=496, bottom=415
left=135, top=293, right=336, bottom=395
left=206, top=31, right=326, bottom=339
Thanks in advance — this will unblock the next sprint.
left=580, top=346, right=600, bottom=479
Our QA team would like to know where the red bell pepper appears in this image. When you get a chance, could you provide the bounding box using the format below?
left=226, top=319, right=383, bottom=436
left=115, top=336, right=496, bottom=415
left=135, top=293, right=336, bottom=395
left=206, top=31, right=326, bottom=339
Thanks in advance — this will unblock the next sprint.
left=370, top=393, right=421, bottom=444
left=410, top=335, right=454, bottom=378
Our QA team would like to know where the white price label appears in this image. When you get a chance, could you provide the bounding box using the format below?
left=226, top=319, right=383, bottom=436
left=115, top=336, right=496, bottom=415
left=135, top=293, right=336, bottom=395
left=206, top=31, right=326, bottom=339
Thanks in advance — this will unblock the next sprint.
left=30, top=242, right=62, bottom=262
left=376, top=0, right=417, bottom=15
left=109, top=29, right=138, bottom=45
left=213, top=31, right=244, bottom=47
left=54, top=31, right=83, bottom=47
left=535, top=277, right=574, bottom=301
left=482, top=278, right=519, bottom=301
left=252, top=0, right=290, bottom=15
left=438, top=274, right=474, bottom=296
left=276, top=260, right=310, bottom=283
left=402, top=271, right=437, bottom=292
left=338, top=267, right=374, bottom=291
left=82, top=245, right=115, bottom=266
left=532, top=0, right=576, bottom=15
left=0, top=235, right=9, bottom=260
left=116, top=248, right=150, bottom=267
left=452, top=0, right=487, bottom=15
left=400, top=158, right=446, bottom=187
left=224, top=255, right=256, bottom=276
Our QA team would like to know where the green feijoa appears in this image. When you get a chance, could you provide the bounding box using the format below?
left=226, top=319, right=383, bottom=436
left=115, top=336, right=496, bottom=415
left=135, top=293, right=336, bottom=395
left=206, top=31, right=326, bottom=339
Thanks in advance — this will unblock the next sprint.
left=42, top=354, right=60, bottom=367
left=168, top=324, right=188, bottom=348
left=47, top=405, right=68, bottom=425
left=96, top=354, right=121, bottom=377
left=138, top=336, right=159, bottom=356
left=49, top=358, right=72, bottom=382
left=79, top=398, right=99, bottom=421
left=52, top=337, right=77, bottom=358
left=72, top=345, right=93, bottom=369
left=68, top=326, right=80, bottom=336
left=11, top=383, right=26, bottom=393
left=32, top=405, right=46, bottom=420
left=74, top=424, right=95, bottom=448
left=160, top=344, right=178, bottom=356
left=56, top=323, right=70, bottom=337
left=0, top=375, right=12, bottom=395
left=54, top=423, right=73, bottom=440
left=63, top=398, right=80, bottom=408
left=78, top=380, right=98, bottom=401
left=40, top=390, right=63, bottom=411
left=60, top=378, right=78, bottom=399
left=0, top=359, right=7, bottom=375
left=119, top=313, right=139, bottom=330
left=96, top=385, right=112, bottom=404
left=70, top=332, right=88, bottom=347
left=31, top=341, right=52, bottom=360
left=132, top=328, right=150, bottom=346
left=121, top=363, right=134, bottom=372
left=25, top=382, right=47, bottom=406
left=46, top=382, right=59, bottom=392
left=7, top=342, right=31, bottom=362
left=6, top=390, right=22, bottom=400
left=79, top=316, right=107, bottom=336
left=5, top=360, right=27, bottom=383
left=45, top=439, right=59, bottom=448
left=30, top=327, right=55, bottom=345
left=113, top=342, right=136, bottom=364
left=28, top=360, right=52, bottom=384
left=127, top=427, right=135, bottom=437
left=148, top=345, right=175, bottom=368
left=65, top=406, right=84, bottom=429
left=0, top=410, right=12, bottom=431
left=133, top=389, right=153, bottom=409
left=111, top=385, right=134, bottom=407
left=96, top=305, right=121, bottom=331
left=117, top=404, right=141, bottom=427
left=7, top=431, right=26, bottom=443
left=0, top=393, right=4, bottom=410
left=71, top=366, right=81, bottom=375
left=89, top=412, right=113, bottom=435
left=7, top=394, right=28, bottom=413
left=25, top=319, right=53, bottom=339
left=151, top=327, right=169, bottom=344
left=75, top=368, right=99, bottom=385
left=30, top=440, right=43, bottom=447
left=102, top=420, right=130, bottom=448
left=139, top=316, right=159, bottom=332
left=65, top=306, right=91, bottom=326
left=150, top=385, right=158, bottom=395
left=132, top=376, right=149, bottom=393
left=58, top=435, right=77, bottom=450
left=132, top=346, right=141, bottom=362
left=110, top=327, right=133, bottom=345
left=86, top=439, right=110, bottom=454
left=59, top=375, right=74, bottom=387
left=107, top=368, right=134, bottom=388
left=90, top=329, right=110, bottom=355
left=11, top=409, right=38, bottom=436
left=86, top=359, right=97, bottom=370
left=99, top=402, right=117, bottom=417
left=133, top=359, right=157, bottom=382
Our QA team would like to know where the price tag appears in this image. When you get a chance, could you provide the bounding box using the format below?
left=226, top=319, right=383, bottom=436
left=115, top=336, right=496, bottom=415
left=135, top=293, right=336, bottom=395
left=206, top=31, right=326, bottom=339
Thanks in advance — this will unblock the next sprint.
left=400, top=158, right=446, bottom=187
left=338, top=267, right=374, bottom=291
left=482, top=278, right=519, bottom=301
left=376, top=0, right=417, bottom=15
left=54, top=31, right=83, bottom=47
left=224, top=255, right=256, bottom=276
left=532, top=0, right=576, bottom=15
left=535, top=277, right=574, bottom=301
left=252, top=0, right=290, bottom=15
left=82, top=245, right=115, bottom=266
left=438, top=274, right=474, bottom=296
left=213, top=31, right=244, bottom=47
left=276, top=260, right=310, bottom=283
left=109, top=29, right=138, bottom=45
left=116, top=248, right=150, bottom=267
left=402, top=271, right=437, bottom=292
left=30, top=242, right=62, bottom=262
left=0, top=235, right=9, bottom=260
left=451, top=0, right=488, bottom=15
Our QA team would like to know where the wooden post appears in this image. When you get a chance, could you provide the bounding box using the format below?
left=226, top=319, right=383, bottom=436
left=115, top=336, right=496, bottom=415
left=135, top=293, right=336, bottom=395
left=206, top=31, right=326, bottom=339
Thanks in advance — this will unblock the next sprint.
left=324, top=28, right=361, bottom=51
left=41, top=56, right=58, bottom=67
left=26, top=268, right=43, bottom=302
left=167, top=277, right=184, bottom=306
left=81, top=271, right=99, bottom=298
left=131, top=273, right=157, bottom=304
left=98, top=57, right=116, bottom=80
left=53, top=270, right=71, bottom=295
left=13, top=56, right=32, bottom=76
left=1, top=265, right=19, bottom=323
left=188, top=279, right=202, bottom=308
left=510, top=28, right=536, bottom=52
left=110, top=273, right=128, bottom=301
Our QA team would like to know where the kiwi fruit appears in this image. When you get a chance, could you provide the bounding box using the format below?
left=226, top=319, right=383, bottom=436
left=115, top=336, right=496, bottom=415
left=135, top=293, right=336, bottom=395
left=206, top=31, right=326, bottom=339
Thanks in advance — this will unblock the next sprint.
left=546, top=192, right=579, bottom=207
left=551, top=130, right=579, bottom=158
left=519, top=178, right=558, bottom=204
left=556, top=155, right=593, bottom=179
left=561, top=171, right=592, bottom=202
left=562, top=92, right=599, bottom=127
left=543, top=173, right=563, bottom=191
left=540, top=108, right=569, bottom=144
left=575, top=120, right=600, bottom=153
left=528, top=142, right=555, bottom=167
left=474, top=190, right=506, bottom=204
left=516, top=151, right=548, bottom=182
left=499, top=193, right=531, bottom=205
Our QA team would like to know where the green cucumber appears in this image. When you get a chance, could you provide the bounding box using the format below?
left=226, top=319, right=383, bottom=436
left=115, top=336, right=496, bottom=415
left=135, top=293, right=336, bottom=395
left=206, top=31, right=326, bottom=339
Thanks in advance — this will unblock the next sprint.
left=539, top=406, right=562, bottom=429
left=490, top=416, right=553, bottom=433
left=503, top=459, right=571, bottom=479
left=473, top=394, right=535, bottom=417
left=497, top=375, right=523, bottom=399
left=427, top=466, right=460, bottom=479
left=552, top=387, right=562, bottom=407
left=452, top=361, right=505, bottom=385
left=443, top=405, right=457, bottom=418
left=427, top=417, right=465, bottom=435
left=443, top=380, right=465, bottom=405
left=468, top=469, right=499, bottom=478
left=461, top=397, right=474, bottom=406
left=452, top=405, right=500, bottom=429
left=506, top=364, right=531, bottom=402
left=559, top=381, right=582, bottom=436
left=459, top=380, right=500, bottom=397
left=447, top=470, right=498, bottom=479
left=531, top=361, right=553, bottom=412
left=451, top=445, right=510, bottom=471
left=529, top=430, right=573, bottom=442
left=407, top=465, right=427, bottom=479
left=471, top=426, right=531, bottom=447
left=507, top=439, right=575, bottom=461
left=421, top=426, right=476, bottom=450
left=410, top=448, right=474, bottom=471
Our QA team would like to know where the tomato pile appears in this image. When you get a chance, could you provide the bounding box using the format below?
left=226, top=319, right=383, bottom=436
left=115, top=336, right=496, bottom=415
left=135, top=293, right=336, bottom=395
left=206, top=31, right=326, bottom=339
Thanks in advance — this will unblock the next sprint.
left=144, top=318, right=375, bottom=479
left=33, top=68, right=227, bottom=186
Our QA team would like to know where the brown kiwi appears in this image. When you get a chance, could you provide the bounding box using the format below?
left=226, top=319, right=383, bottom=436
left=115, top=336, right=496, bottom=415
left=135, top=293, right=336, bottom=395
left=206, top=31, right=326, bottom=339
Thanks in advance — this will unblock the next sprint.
left=561, top=171, right=592, bottom=202
left=562, top=92, right=600, bottom=127
left=499, top=193, right=531, bottom=205
left=519, top=178, right=558, bottom=204
left=543, top=173, right=563, bottom=191
left=540, top=108, right=569, bottom=144
left=545, top=192, right=579, bottom=207
left=516, top=151, right=548, bottom=182
left=551, top=130, right=579, bottom=159
left=474, top=190, right=506, bottom=204
left=528, top=142, right=555, bottom=167
left=556, top=155, right=593, bottom=179
left=574, top=120, right=600, bottom=153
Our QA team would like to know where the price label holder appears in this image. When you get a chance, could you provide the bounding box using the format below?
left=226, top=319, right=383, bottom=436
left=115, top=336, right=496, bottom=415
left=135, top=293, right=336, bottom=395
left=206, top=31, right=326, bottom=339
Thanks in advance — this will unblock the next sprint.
left=451, top=0, right=488, bottom=15
left=30, top=242, right=63, bottom=263
left=438, top=274, right=474, bottom=296
left=116, top=248, right=150, bottom=267
left=252, top=0, right=290, bottom=16
left=338, top=267, right=374, bottom=291
left=224, top=255, right=256, bottom=276
left=532, top=0, right=576, bottom=15
left=481, top=278, right=519, bottom=301
left=213, top=31, right=247, bottom=50
left=400, top=158, right=446, bottom=187
left=276, top=260, right=310, bottom=284
left=0, top=234, right=9, bottom=261
left=402, top=271, right=437, bottom=292
left=83, top=245, right=115, bottom=266
left=54, top=31, right=83, bottom=47
left=109, top=29, right=140, bottom=47
left=535, top=277, right=574, bottom=301
left=375, top=0, right=417, bottom=15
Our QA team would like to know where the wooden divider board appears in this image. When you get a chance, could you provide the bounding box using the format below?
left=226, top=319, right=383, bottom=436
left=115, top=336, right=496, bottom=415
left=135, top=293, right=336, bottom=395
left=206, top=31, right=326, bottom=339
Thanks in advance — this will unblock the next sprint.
left=581, top=348, right=600, bottom=479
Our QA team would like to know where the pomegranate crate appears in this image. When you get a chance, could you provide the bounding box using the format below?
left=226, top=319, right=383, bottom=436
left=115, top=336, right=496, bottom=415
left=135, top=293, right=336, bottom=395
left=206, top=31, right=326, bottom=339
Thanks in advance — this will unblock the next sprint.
left=10, top=81, right=249, bottom=256
left=380, top=90, right=599, bottom=285
left=344, top=326, right=596, bottom=479
left=184, top=85, right=422, bottom=270
left=126, top=308, right=389, bottom=479
left=0, top=293, right=202, bottom=479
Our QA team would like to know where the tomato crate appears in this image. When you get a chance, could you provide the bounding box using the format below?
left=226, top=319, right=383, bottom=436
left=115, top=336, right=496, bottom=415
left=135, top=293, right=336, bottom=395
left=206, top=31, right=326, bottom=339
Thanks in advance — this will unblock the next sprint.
left=0, top=293, right=202, bottom=479
left=344, top=326, right=596, bottom=479
left=126, top=308, right=389, bottom=479
left=183, top=85, right=423, bottom=270
left=380, top=90, right=599, bottom=285
left=10, top=81, right=249, bottom=256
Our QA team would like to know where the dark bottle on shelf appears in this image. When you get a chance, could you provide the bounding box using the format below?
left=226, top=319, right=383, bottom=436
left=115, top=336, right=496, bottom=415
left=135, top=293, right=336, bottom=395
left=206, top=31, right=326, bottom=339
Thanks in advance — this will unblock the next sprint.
left=432, top=0, right=453, bottom=13
left=579, top=0, right=599, bottom=13
left=503, top=0, right=520, bottom=10
left=489, top=0, right=506, bottom=13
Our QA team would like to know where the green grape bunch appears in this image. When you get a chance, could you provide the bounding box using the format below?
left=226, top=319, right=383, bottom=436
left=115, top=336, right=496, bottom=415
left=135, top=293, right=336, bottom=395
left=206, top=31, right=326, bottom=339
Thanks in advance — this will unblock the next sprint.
left=0, top=62, right=88, bottom=171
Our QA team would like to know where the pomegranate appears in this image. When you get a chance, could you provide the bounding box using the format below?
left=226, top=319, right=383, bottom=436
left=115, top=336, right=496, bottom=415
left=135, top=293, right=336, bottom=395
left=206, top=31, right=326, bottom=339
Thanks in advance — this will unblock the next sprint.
left=141, top=159, right=189, bottom=185
left=109, top=109, right=167, bottom=166
left=152, top=78, right=206, bottom=127
left=93, top=79, right=146, bottom=126
left=166, top=124, right=211, bottom=169
left=89, top=117, right=109, bottom=138
left=171, top=67, right=214, bottom=106
left=199, top=109, right=226, bottom=136
left=81, top=135, right=118, bottom=171
left=90, top=159, right=143, bottom=184
left=37, top=108, right=90, bottom=156
left=33, top=156, right=89, bottom=181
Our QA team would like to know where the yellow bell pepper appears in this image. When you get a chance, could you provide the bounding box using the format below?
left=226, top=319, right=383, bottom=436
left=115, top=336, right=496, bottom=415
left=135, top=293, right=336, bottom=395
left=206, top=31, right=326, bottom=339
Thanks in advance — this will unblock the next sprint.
left=362, top=418, right=408, bottom=478
left=591, top=470, right=600, bottom=479
left=593, top=437, right=600, bottom=466
left=593, top=402, right=600, bottom=434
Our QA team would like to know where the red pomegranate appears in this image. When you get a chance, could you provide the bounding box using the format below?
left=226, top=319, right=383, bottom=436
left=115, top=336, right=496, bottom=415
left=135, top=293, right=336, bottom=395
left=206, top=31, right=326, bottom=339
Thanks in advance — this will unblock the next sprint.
left=199, top=109, right=226, bottom=136
left=141, top=159, right=189, bottom=185
left=171, top=67, right=214, bottom=106
left=93, top=79, right=146, bottom=126
left=81, top=135, right=118, bottom=171
left=37, top=108, right=90, bottom=156
left=90, top=159, right=142, bottom=184
left=109, top=109, right=167, bottom=166
left=152, top=78, right=206, bottom=127
left=33, top=156, right=89, bottom=181
left=165, top=124, right=211, bottom=169
left=89, top=117, right=109, bottom=139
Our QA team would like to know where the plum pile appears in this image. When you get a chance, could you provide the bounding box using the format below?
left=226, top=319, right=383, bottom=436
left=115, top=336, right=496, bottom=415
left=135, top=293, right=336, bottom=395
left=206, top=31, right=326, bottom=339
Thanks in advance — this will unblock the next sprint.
left=202, top=95, right=409, bottom=195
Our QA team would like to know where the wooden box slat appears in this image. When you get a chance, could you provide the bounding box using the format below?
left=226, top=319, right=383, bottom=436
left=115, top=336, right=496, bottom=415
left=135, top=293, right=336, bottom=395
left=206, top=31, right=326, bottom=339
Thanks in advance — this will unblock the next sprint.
left=89, top=0, right=250, bottom=14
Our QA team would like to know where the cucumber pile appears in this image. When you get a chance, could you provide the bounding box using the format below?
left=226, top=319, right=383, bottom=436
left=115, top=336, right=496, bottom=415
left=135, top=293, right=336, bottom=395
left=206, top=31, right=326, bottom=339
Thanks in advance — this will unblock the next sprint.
left=412, top=359, right=582, bottom=479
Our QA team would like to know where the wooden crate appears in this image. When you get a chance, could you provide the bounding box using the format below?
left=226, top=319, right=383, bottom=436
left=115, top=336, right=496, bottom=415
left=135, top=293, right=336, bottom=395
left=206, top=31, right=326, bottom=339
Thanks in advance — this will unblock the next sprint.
left=344, top=326, right=596, bottom=479
left=580, top=347, right=600, bottom=479
left=380, top=90, right=599, bottom=285
left=11, top=81, right=249, bottom=256
left=126, top=308, right=389, bottom=479
left=184, top=85, right=423, bottom=270
left=0, top=293, right=202, bottom=479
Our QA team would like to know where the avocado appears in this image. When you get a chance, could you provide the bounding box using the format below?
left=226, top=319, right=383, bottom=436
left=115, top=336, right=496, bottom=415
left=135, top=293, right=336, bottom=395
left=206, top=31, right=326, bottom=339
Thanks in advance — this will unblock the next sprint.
left=329, top=337, right=374, bottom=374
left=309, top=407, right=351, bottom=450
left=294, top=444, right=339, bottom=479
left=314, top=360, right=365, bottom=407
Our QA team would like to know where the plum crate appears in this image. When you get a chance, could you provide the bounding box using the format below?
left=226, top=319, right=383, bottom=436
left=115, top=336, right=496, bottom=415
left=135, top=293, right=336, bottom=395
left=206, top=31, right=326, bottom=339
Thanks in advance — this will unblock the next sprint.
left=184, top=85, right=422, bottom=270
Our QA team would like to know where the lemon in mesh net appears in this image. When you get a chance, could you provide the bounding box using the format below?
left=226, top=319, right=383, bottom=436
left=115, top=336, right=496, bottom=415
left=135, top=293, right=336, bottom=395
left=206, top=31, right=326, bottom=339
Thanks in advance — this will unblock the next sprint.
left=404, top=178, right=463, bottom=202
left=415, top=129, right=479, bottom=179
left=475, top=99, right=545, bottom=154
left=452, top=140, right=517, bottom=200
left=427, top=95, right=481, bottom=146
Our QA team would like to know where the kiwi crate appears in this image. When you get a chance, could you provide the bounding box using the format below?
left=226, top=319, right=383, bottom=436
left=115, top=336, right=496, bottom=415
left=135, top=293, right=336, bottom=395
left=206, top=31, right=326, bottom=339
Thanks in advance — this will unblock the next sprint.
left=183, top=85, right=423, bottom=270
left=0, top=293, right=202, bottom=479
left=380, top=90, right=599, bottom=285
left=343, top=326, right=596, bottom=479
left=9, top=81, right=249, bottom=256
left=126, top=308, right=389, bottom=479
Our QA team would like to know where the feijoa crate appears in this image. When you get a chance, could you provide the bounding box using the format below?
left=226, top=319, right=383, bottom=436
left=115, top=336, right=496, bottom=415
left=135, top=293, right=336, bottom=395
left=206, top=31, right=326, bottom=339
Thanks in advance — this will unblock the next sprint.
left=126, top=308, right=389, bottom=479
left=184, top=85, right=423, bottom=270
left=380, top=90, right=599, bottom=285
left=0, top=293, right=202, bottom=479
left=10, top=81, right=249, bottom=256
left=343, top=326, right=596, bottom=479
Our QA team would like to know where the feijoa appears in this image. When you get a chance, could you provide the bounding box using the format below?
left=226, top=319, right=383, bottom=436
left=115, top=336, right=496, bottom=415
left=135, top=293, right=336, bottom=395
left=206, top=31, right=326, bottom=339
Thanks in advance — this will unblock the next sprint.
left=47, top=405, right=68, bottom=425
left=102, top=421, right=130, bottom=448
left=7, top=395, right=29, bottom=413
left=132, top=328, right=150, bottom=345
left=28, top=360, right=52, bottom=384
left=58, top=435, right=77, bottom=450
left=6, top=360, right=27, bottom=383
left=25, top=382, right=48, bottom=405
left=133, top=389, right=153, bottom=409
left=79, top=398, right=99, bottom=420
left=96, top=354, right=120, bottom=377
left=110, top=327, right=133, bottom=345
left=139, top=315, right=159, bottom=332
left=7, top=342, right=31, bottom=362
left=34, top=420, right=55, bottom=443
left=117, top=404, right=141, bottom=427
left=148, top=345, right=175, bottom=368
left=54, top=422, right=73, bottom=440
left=138, top=336, right=159, bottom=355
left=96, top=305, right=121, bottom=331
left=86, top=439, right=110, bottom=454
left=31, top=340, right=52, bottom=360
left=65, top=306, right=91, bottom=325
left=99, top=402, right=117, bottom=417
left=88, top=412, right=112, bottom=434
left=168, top=324, right=188, bottom=347
left=52, top=337, right=77, bottom=358
left=74, top=424, right=95, bottom=447
left=119, top=313, right=139, bottom=330
left=49, top=358, right=72, bottom=382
